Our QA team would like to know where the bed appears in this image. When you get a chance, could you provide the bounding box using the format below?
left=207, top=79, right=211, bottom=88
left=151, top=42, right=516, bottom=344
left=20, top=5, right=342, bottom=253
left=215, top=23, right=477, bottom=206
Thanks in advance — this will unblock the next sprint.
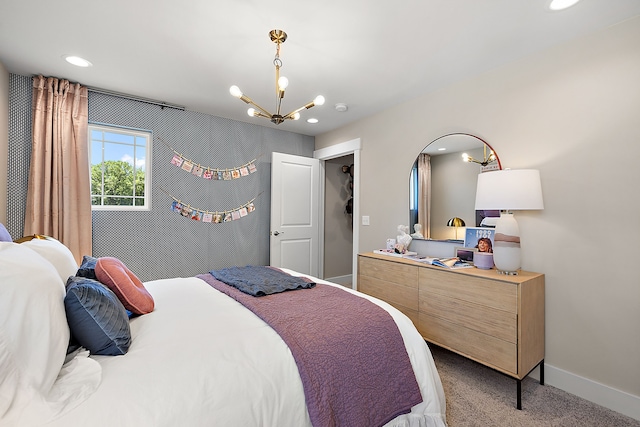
left=0, top=235, right=447, bottom=427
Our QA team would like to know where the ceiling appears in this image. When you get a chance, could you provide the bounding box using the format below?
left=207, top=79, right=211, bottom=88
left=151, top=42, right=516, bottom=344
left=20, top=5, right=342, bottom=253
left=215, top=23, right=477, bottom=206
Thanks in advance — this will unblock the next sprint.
left=1, top=1, right=639, bottom=136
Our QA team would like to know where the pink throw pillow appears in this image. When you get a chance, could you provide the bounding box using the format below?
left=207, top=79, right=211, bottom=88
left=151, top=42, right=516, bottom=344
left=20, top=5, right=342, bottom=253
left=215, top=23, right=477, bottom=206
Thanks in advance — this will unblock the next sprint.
left=95, top=257, right=154, bottom=315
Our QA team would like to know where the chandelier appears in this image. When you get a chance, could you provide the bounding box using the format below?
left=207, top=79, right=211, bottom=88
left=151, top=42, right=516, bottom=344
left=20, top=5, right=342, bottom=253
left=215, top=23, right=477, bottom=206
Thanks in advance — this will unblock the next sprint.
left=229, top=29, right=325, bottom=125
left=462, top=145, right=496, bottom=167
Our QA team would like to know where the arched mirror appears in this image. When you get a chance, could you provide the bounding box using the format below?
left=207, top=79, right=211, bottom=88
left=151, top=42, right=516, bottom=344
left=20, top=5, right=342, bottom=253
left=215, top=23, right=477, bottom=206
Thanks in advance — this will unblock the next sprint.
left=409, top=133, right=502, bottom=241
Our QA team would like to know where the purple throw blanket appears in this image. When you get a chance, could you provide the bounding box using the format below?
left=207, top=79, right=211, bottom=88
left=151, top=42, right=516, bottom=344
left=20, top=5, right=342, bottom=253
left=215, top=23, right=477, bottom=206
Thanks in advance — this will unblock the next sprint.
left=197, top=270, right=423, bottom=427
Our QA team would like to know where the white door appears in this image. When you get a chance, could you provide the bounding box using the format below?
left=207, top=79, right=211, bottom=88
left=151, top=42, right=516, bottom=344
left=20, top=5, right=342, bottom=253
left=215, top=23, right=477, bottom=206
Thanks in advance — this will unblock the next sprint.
left=270, top=152, right=320, bottom=277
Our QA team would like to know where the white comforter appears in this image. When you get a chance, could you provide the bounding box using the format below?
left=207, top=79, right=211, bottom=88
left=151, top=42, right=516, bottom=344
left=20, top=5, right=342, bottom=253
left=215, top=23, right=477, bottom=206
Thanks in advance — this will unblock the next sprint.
left=45, top=271, right=447, bottom=427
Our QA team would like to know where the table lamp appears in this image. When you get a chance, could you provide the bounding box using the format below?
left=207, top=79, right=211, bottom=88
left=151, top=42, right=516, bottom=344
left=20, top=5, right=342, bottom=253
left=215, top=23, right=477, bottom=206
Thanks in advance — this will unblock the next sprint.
left=474, top=169, right=544, bottom=274
left=446, top=217, right=465, bottom=240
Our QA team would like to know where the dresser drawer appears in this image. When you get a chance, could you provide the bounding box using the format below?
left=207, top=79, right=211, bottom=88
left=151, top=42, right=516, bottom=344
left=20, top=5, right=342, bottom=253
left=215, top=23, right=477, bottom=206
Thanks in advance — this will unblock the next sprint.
left=359, top=256, right=418, bottom=289
left=418, top=313, right=517, bottom=374
left=359, top=275, right=418, bottom=312
left=420, top=291, right=517, bottom=343
left=419, top=268, right=517, bottom=313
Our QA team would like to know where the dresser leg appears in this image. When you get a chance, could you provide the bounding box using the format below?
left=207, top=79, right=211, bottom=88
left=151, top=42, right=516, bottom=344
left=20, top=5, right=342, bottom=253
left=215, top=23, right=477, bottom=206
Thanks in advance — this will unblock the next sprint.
left=516, top=360, right=544, bottom=409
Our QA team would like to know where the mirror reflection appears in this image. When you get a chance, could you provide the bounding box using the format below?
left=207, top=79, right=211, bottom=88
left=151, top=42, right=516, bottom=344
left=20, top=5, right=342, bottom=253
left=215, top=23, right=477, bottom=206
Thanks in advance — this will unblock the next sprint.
left=409, top=133, right=501, bottom=240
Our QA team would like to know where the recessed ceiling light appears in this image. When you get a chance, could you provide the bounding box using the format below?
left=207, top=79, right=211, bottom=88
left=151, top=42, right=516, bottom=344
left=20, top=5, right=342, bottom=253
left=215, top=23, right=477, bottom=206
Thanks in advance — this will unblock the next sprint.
left=307, top=118, right=319, bottom=124
left=63, top=55, right=93, bottom=67
left=438, top=147, right=446, bottom=151
left=548, top=0, right=580, bottom=11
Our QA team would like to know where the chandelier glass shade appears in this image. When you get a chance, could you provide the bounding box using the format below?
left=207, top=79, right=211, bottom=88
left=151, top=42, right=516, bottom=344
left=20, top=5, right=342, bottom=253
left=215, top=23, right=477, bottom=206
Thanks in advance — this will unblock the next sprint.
left=229, top=29, right=325, bottom=125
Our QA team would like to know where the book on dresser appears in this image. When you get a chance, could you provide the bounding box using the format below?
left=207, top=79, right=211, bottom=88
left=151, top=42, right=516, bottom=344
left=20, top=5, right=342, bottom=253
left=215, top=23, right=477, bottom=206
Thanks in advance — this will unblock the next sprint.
left=403, top=254, right=472, bottom=269
left=373, top=249, right=418, bottom=258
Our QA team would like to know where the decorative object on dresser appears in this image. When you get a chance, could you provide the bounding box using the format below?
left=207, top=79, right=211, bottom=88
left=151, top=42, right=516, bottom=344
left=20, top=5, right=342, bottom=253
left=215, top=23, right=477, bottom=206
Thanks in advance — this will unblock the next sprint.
left=473, top=251, right=494, bottom=270
left=395, top=224, right=413, bottom=253
left=474, top=169, right=544, bottom=274
left=357, top=252, right=545, bottom=410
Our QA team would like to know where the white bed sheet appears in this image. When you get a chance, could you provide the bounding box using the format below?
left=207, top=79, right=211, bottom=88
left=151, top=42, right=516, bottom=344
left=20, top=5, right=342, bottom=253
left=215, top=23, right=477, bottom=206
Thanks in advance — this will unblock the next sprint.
left=44, top=272, right=447, bottom=427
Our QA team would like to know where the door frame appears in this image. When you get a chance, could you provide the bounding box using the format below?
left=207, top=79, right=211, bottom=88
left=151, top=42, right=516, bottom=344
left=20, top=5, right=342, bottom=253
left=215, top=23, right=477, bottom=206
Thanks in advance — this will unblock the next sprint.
left=313, top=138, right=361, bottom=289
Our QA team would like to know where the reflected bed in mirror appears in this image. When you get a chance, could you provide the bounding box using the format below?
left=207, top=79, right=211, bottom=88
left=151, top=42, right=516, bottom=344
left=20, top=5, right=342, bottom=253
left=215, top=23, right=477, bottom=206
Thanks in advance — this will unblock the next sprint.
left=409, top=133, right=501, bottom=241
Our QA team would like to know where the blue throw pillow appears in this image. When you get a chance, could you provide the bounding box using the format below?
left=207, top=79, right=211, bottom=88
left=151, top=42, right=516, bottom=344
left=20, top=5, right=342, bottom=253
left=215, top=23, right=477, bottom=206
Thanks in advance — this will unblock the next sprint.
left=0, top=223, right=11, bottom=242
left=64, top=276, right=131, bottom=356
left=76, top=255, right=98, bottom=280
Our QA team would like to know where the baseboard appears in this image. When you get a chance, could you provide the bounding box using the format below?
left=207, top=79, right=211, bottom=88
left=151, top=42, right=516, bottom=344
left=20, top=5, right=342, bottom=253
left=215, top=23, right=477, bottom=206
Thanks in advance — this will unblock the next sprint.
left=530, top=363, right=640, bottom=421
left=325, top=274, right=352, bottom=287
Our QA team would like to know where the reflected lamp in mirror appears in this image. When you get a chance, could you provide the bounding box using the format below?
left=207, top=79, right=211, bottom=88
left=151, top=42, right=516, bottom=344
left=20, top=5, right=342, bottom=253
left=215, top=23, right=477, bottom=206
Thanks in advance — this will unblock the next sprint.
left=446, top=217, right=465, bottom=240
left=474, top=169, right=544, bottom=274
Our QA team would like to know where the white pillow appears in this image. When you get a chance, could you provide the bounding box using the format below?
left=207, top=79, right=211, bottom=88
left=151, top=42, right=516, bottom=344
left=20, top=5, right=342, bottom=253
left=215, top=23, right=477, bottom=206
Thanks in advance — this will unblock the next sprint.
left=0, top=242, right=70, bottom=422
left=20, top=237, right=78, bottom=283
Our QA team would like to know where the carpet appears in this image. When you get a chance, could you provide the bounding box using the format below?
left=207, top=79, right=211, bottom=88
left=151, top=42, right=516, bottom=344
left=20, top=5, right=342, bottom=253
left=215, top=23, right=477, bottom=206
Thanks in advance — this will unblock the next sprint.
left=429, top=344, right=639, bottom=426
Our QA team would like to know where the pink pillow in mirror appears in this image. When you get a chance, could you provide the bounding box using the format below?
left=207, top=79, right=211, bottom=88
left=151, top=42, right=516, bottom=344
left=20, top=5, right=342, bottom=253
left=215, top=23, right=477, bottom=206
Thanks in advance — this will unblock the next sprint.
left=95, top=257, right=154, bottom=315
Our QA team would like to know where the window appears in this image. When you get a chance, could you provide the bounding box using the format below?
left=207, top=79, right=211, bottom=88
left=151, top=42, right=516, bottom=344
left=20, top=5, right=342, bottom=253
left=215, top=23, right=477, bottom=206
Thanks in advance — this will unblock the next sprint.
left=409, top=160, right=418, bottom=228
left=89, top=123, right=151, bottom=210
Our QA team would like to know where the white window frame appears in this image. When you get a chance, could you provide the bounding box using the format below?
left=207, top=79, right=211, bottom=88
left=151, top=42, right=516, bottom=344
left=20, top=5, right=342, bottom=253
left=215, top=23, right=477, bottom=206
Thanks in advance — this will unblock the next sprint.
left=88, top=123, right=152, bottom=211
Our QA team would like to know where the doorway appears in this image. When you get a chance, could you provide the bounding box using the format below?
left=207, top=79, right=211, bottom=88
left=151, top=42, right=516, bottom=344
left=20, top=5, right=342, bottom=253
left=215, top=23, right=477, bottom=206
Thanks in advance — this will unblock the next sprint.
left=323, top=155, right=354, bottom=286
left=314, top=138, right=361, bottom=290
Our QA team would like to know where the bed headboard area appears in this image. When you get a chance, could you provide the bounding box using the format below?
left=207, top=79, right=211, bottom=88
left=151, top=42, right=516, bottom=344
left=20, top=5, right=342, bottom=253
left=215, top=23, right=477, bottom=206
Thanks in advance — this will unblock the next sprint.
left=6, top=74, right=315, bottom=281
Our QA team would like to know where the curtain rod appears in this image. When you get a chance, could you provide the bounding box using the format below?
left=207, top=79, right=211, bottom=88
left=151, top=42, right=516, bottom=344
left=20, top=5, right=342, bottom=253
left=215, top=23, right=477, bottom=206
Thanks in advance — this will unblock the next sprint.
left=87, top=87, right=186, bottom=111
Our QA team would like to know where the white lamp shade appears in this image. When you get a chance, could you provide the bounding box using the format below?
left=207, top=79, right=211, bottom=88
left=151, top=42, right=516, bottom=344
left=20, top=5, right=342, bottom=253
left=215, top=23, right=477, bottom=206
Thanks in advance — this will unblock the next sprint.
left=475, top=169, right=544, bottom=211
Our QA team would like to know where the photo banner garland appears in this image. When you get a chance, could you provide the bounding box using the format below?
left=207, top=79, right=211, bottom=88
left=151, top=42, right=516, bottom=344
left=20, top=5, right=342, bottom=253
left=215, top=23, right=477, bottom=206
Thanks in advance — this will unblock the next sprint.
left=156, top=136, right=260, bottom=180
left=159, top=187, right=262, bottom=224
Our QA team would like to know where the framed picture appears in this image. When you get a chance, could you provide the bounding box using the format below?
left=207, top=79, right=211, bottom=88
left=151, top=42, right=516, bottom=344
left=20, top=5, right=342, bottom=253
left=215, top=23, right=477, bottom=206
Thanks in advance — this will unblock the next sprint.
left=455, top=247, right=477, bottom=264
left=464, top=227, right=495, bottom=253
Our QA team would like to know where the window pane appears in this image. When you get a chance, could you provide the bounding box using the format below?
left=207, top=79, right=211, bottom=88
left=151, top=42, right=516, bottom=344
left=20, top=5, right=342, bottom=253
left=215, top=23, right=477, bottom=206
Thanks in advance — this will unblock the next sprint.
left=104, top=131, right=134, bottom=145
left=91, top=140, right=103, bottom=166
left=136, top=147, right=146, bottom=172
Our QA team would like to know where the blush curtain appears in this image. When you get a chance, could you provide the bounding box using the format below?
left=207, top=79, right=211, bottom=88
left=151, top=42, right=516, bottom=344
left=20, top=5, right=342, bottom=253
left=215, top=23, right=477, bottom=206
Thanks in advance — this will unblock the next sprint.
left=24, top=75, right=92, bottom=264
left=417, top=153, right=431, bottom=239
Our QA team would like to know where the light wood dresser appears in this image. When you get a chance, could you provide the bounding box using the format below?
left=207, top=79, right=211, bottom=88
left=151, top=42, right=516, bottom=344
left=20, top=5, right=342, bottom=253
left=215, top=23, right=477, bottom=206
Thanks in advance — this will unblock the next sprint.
left=357, top=252, right=545, bottom=409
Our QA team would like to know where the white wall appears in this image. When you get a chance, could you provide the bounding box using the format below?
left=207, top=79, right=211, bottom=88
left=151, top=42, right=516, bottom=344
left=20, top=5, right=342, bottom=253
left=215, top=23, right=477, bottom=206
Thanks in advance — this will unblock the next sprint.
left=316, top=17, right=640, bottom=420
left=0, top=61, right=8, bottom=224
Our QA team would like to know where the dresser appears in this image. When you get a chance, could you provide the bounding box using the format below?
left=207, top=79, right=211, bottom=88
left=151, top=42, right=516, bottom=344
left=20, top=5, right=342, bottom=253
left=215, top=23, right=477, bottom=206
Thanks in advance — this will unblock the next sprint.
left=357, top=252, right=545, bottom=409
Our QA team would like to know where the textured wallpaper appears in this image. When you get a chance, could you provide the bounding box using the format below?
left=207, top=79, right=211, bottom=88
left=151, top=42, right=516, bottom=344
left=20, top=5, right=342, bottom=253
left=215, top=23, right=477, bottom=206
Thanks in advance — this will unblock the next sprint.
left=7, top=74, right=314, bottom=281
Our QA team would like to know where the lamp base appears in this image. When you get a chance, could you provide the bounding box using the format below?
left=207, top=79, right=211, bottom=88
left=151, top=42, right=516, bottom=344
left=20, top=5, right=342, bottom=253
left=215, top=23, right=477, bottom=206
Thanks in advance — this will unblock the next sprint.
left=493, top=212, right=521, bottom=274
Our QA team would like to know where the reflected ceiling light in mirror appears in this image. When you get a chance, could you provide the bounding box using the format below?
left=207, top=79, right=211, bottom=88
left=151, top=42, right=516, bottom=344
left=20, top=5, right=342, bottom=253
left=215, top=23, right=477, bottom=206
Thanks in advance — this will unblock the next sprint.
left=548, top=0, right=581, bottom=11
left=230, top=29, right=325, bottom=125
left=462, top=145, right=496, bottom=166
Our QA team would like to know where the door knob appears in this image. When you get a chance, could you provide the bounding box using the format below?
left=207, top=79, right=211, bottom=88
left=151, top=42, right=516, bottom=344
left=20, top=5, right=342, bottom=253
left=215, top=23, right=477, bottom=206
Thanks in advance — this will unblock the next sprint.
left=272, top=231, right=282, bottom=236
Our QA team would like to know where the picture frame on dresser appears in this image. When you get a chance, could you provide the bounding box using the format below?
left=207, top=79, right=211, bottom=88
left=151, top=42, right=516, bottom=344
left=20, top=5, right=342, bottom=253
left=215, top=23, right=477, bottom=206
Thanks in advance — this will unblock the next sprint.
left=464, top=227, right=495, bottom=250
left=455, top=247, right=476, bottom=264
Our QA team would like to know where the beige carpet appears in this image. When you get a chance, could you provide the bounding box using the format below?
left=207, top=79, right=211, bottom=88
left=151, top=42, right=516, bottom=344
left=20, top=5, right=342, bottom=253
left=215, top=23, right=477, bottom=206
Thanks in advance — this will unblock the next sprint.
left=429, top=344, right=639, bottom=427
